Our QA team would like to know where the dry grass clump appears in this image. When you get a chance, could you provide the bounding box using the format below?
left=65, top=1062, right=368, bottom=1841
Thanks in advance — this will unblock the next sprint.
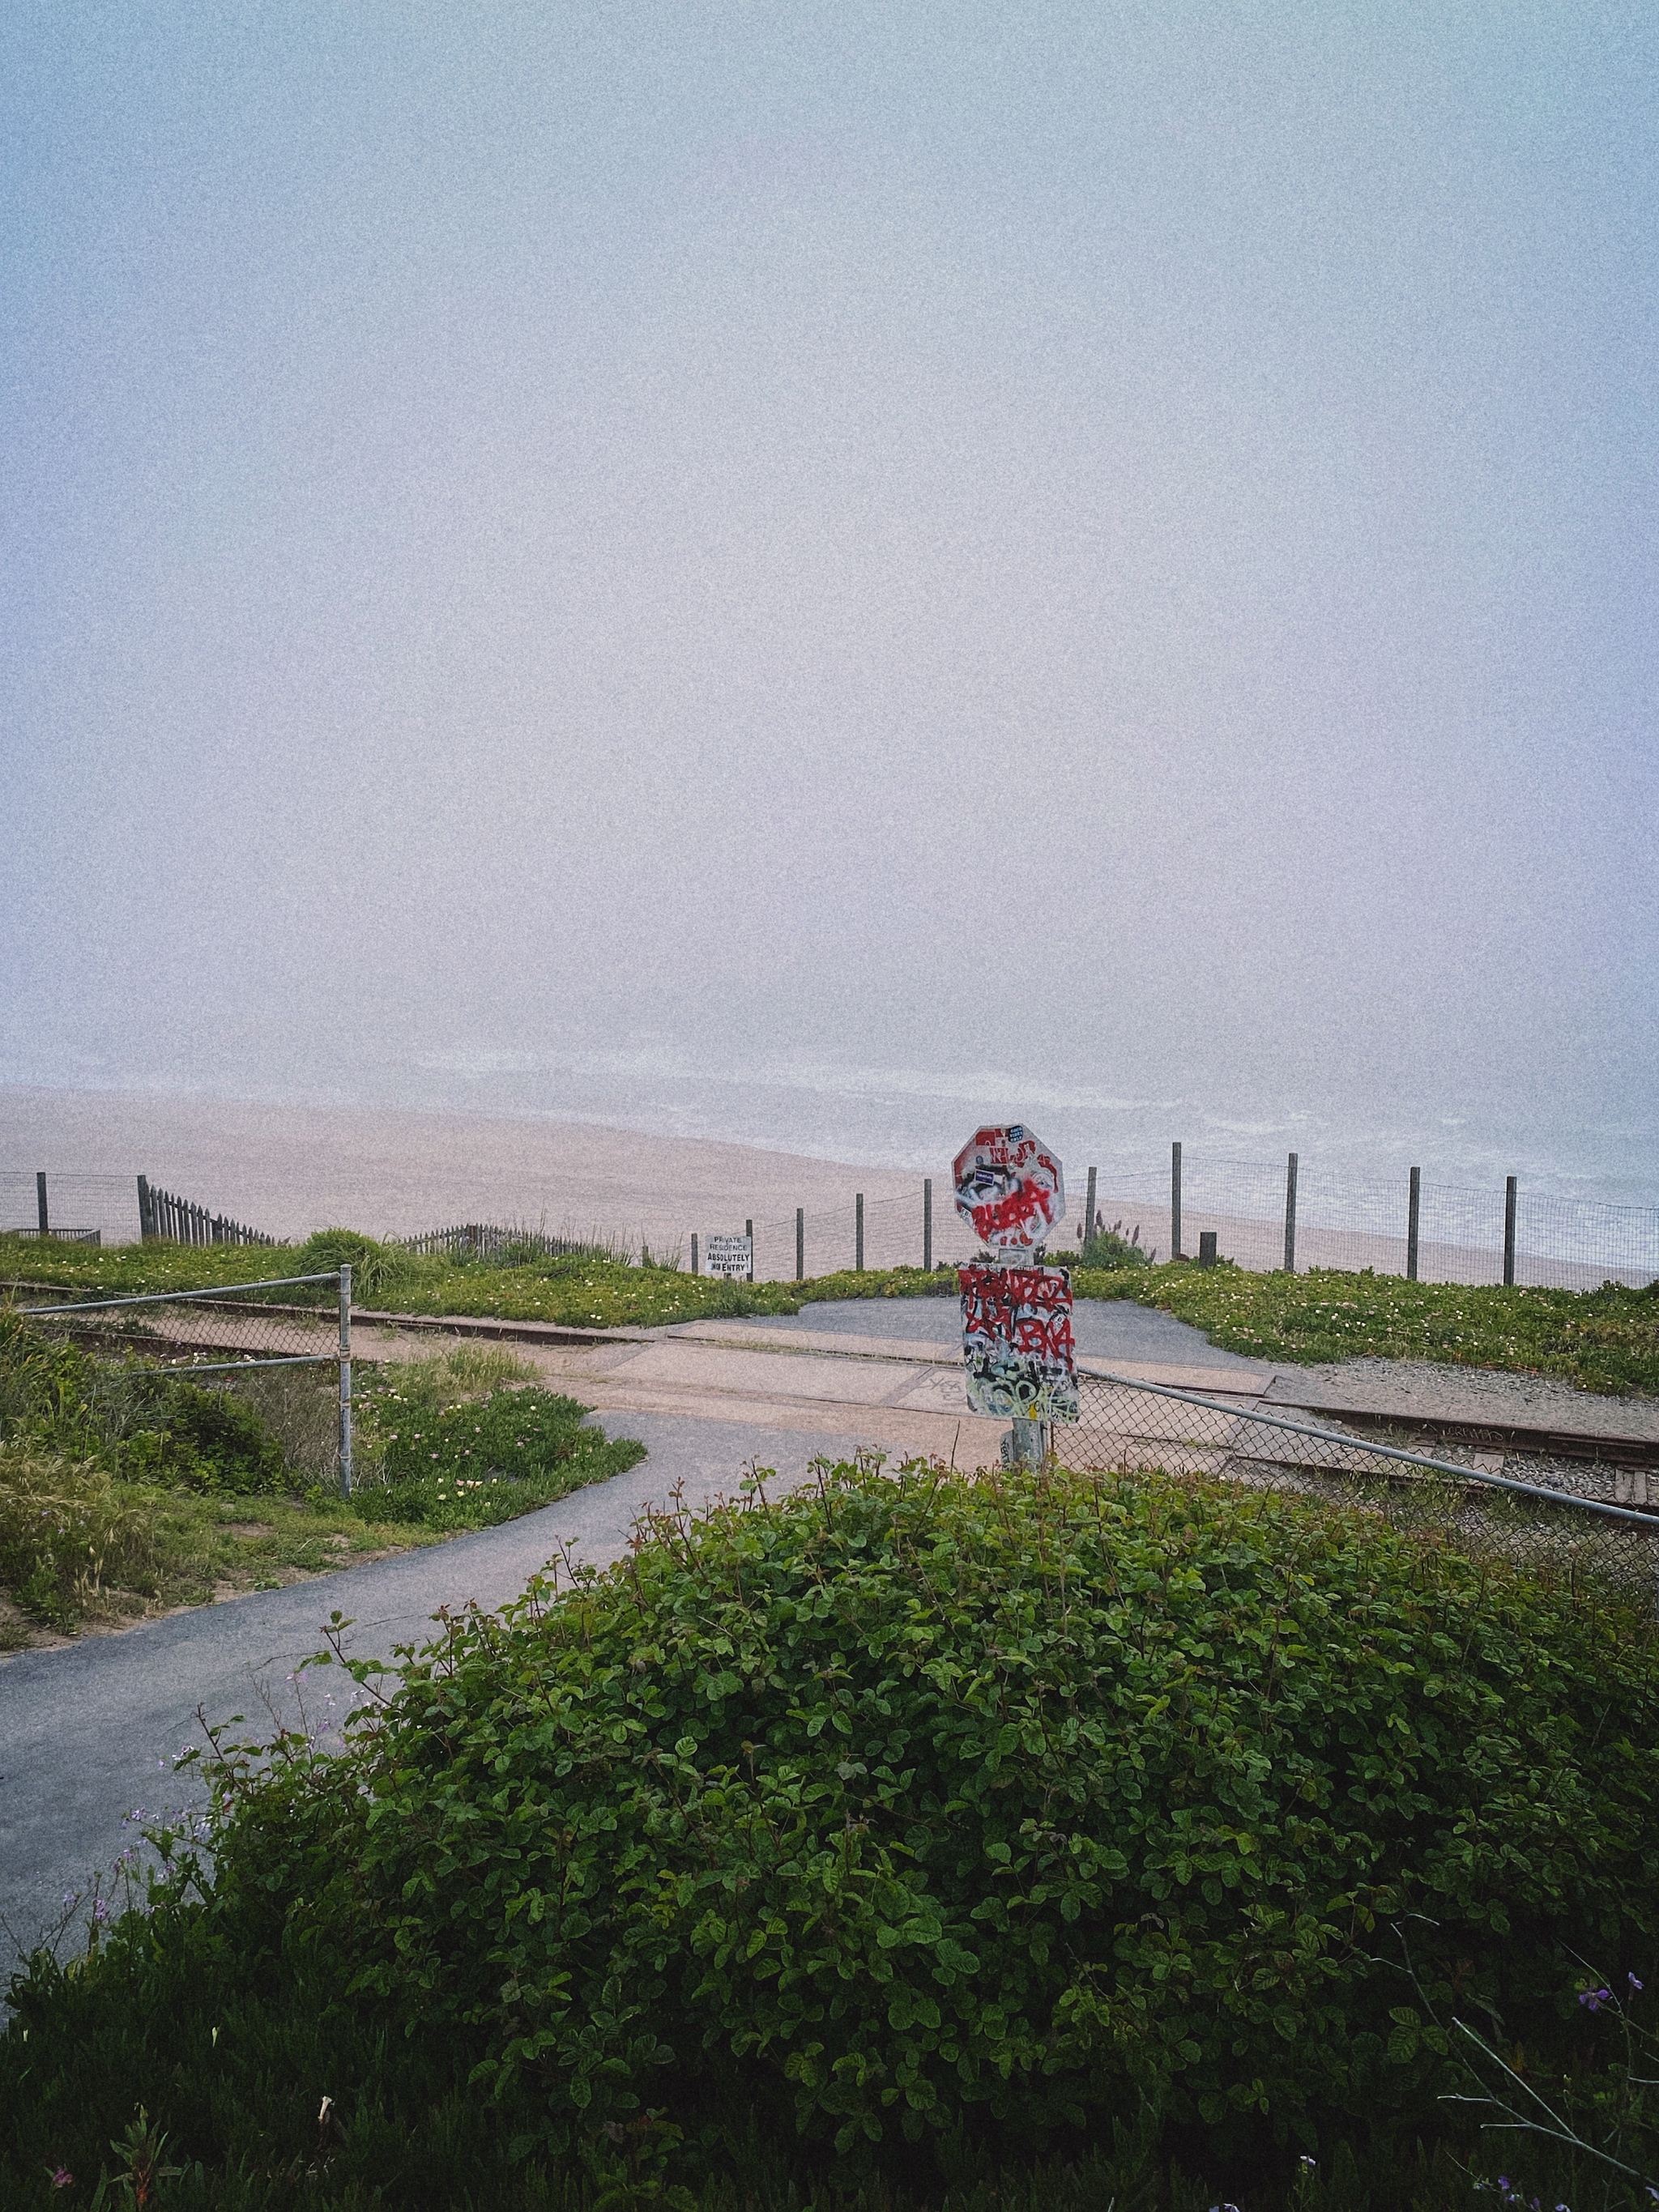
left=0, top=1443, right=158, bottom=1633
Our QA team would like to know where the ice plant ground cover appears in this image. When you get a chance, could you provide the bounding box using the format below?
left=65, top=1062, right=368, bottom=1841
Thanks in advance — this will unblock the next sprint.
left=4, top=1457, right=1655, bottom=2208
left=1124, top=1265, right=1659, bottom=1399
left=6, top=1227, right=1657, bottom=1394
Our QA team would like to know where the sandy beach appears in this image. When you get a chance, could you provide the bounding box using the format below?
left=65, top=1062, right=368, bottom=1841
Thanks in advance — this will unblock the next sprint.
left=0, top=1086, right=923, bottom=1251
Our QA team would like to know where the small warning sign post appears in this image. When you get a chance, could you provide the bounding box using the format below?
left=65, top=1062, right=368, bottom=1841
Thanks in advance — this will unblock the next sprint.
left=953, top=1123, right=1077, bottom=1465
left=702, top=1233, right=754, bottom=1281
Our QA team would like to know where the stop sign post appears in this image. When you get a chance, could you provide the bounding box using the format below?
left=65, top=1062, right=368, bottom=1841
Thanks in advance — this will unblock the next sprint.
left=953, top=1123, right=1077, bottom=1464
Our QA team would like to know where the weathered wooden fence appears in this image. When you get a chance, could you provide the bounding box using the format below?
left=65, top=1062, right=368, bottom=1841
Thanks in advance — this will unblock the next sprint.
left=137, top=1176, right=277, bottom=1248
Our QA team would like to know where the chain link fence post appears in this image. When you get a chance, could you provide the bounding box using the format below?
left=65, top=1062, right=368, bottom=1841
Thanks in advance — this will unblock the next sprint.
left=338, top=1263, right=353, bottom=1498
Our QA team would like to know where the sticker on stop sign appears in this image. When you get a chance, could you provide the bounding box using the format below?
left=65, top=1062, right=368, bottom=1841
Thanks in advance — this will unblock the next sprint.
left=952, top=1124, right=1065, bottom=1252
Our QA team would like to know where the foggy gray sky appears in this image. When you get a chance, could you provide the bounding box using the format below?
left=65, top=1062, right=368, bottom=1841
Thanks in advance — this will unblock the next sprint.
left=3, top=4, right=1656, bottom=1183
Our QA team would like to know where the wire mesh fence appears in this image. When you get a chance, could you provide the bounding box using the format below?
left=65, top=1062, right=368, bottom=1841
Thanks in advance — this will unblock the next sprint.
left=1057, top=1369, right=1659, bottom=1598
left=0, top=1172, right=141, bottom=1248
left=12, top=1271, right=356, bottom=1492
left=14, top=1276, right=344, bottom=1375
left=713, top=1159, right=1657, bottom=1291
left=1171, top=1158, right=1659, bottom=1289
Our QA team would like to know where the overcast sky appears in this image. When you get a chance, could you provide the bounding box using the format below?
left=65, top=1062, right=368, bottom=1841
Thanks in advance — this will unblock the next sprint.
left=3, top=3, right=1656, bottom=1176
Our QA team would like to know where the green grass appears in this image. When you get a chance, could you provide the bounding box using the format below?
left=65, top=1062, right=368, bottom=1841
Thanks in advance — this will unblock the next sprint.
left=5, top=1455, right=1657, bottom=2208
left=1, top=1229, right=961, bottom=1328
left=9, top=1231, right=1657, bottom=1394
left=1072, top=1261, right=1659, bottom=1396
left=0, top=1447, right=437, bottom=1642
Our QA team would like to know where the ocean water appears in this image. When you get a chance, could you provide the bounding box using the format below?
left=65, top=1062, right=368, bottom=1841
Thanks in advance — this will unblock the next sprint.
left=2, top=1050, right=1653, bottom=1260
left=383, top=1047, right=1657, bottom=1213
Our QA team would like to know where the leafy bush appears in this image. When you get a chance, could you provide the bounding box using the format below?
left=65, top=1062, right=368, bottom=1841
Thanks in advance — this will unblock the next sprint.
left=1, top=1312, right=290, bottom=1496
left=125, top=1379, right=288, bottom=1495
left=20, top=1458, right=1651, bottom=2201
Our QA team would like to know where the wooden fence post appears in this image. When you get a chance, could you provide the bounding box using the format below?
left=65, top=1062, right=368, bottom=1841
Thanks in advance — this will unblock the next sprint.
left=795, top=1208, right=804, bottom=1281
left=855, top=1194, right=864, bottom=1272
left=923, top=1178, right=932, bottom=1272
left=1503, top=1176, right=1517, bottom=1287
left=1171, top=1143, right=1183, bottom=1262
left=691, top=1234, right=700, bottom=1276
left=1084, top=1166, right=1097, bottom=1250
left=1283, top=1152, right=1299, bottom=1274
left=1407, top=1166, right=1421, bottom=1282
left=36, top=1172, right=48, bottom=1236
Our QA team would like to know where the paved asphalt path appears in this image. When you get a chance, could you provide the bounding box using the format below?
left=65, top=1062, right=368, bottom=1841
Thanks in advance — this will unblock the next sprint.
left=731, top=1291, right=1267, bottom=1370
left=0, top=1411, right=870, bottom=1971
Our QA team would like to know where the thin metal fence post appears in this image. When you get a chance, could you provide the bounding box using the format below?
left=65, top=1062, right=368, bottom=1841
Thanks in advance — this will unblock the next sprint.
left=338, top=1264, right=353, bottom=1498
left=691, top=1234, right=700, bottom=1276
left=745, top=1218, right=753, bottom=1283
left=1171, top=1143, right=1183, bottom=1262
left=855, top=1194, right=864, bottom=1272
left=1407, top=1166, right=1421, bottom=1282
left=1283, top=1152, right=1299, bottom=1274
left=923, top=1178, right=932, bottom=1272
left=1084, top=1166, right=1097, bottom=1251
left=1503, top=1176, right=1517, bottom=1287
left=795, top=1208, right=804, bottom=1281
left=36, top=1171, right=49, bottom=1236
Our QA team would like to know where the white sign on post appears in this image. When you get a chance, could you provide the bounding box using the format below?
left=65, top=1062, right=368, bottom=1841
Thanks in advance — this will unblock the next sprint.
left=703, top=1234, right=753, bottom=1281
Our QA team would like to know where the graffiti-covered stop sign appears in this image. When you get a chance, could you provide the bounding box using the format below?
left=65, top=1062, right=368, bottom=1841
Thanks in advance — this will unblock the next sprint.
left=953, top=1124, right=1065, bottom=1252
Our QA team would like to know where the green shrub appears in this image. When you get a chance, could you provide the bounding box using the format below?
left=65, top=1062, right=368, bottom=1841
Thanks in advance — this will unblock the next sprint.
left=143, top=1379, right=288, bottom=1494
left=18, top=1457, right=1650, bottom=2201
left=292, top=1228, right=405, bottom=1300
left=1077, top=1219, right=1154, bottom=1268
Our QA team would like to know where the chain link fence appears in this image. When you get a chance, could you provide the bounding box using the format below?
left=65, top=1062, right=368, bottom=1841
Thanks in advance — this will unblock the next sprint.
left=1057, top=1368, right=1659, bottom=1598
left=13, top=1271, right=356, bottom=1492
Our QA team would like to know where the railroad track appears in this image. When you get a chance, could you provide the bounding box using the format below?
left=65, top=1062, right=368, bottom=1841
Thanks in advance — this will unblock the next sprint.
left=1288, top=1400, right=1659, bottom=1473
